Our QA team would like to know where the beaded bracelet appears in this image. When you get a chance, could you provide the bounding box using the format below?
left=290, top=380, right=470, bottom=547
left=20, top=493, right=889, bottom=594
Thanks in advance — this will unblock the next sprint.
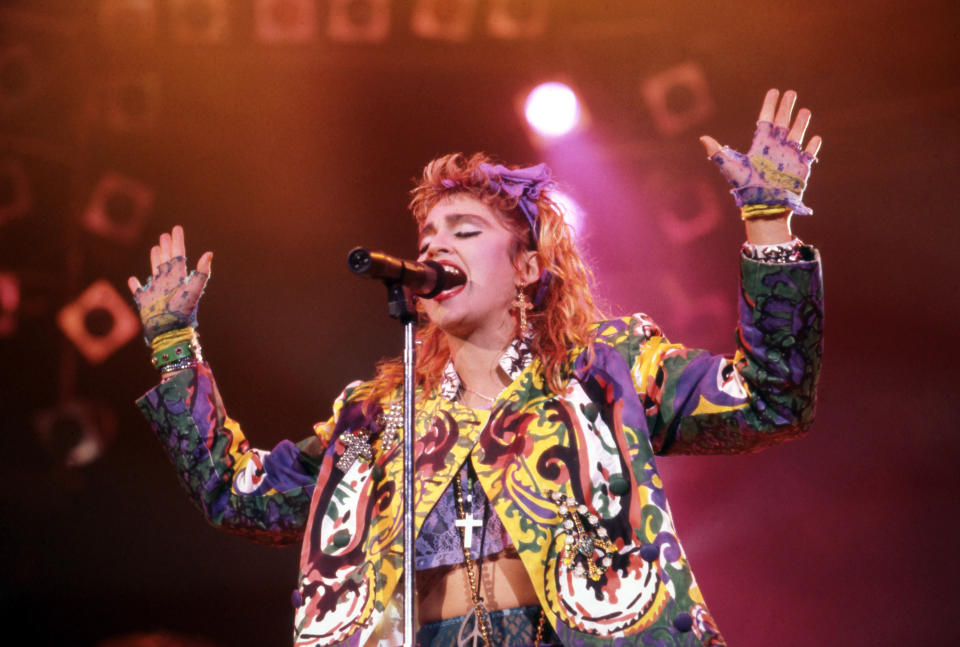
left=160, top=356, right=200, bottom=375
left=741, top=237, right=805, bottom=264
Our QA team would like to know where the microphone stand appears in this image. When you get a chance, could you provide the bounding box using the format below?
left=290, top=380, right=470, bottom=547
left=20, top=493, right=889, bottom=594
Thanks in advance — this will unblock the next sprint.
left=384, top=280, right=417, bottom=647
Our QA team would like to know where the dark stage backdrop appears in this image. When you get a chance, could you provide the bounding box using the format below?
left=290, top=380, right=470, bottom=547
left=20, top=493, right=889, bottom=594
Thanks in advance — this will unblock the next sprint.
left=1, top=1, right=957, bottom=645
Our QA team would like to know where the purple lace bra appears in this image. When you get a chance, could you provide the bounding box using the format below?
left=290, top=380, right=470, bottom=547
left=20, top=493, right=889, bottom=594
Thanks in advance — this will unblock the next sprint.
left=414, top=463, right=512, bottom=571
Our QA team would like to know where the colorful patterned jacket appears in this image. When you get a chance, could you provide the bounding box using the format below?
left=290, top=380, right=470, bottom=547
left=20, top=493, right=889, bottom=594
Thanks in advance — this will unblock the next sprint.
left=137, top=250, right=823, bottom=646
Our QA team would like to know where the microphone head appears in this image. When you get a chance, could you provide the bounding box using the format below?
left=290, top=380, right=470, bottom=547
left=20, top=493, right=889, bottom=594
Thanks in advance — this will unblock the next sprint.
left=346, top=247, right=372, bottom=274
left=416, top=260, right=466, bottom=298
left=442, top=265, right=466, bottom=286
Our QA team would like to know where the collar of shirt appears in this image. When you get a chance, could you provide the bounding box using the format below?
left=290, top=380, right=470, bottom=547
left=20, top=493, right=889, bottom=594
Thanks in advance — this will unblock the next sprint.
left=437, top=336, right=533, bottom=402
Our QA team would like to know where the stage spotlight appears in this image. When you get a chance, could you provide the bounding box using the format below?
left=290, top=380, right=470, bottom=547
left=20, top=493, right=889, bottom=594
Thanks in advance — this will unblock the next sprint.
left=524, top=82, right=580, bottom=138
left=0, top=156, right=33, bottom=225
left=0, top=272, right=19, bottom=337
left=487, top=0, right=548, bottom=40
left=640, top=61, right=714, bottom=136
left=98, top=0, right=157, bottom=44
left=327, top=0, right=391, bottom=43
left=33, top=399, right=118, bottom=468
left=254, top=0, right=317, bottom=43
left=0, top=44, right=38, bottom=114
left=82, top=172, right=154, bottom=243
left=170, top=0, right=230, bottom=44
left=57, top=279, right=141, bottom=365
left=411, top=0, right=477, bottom=42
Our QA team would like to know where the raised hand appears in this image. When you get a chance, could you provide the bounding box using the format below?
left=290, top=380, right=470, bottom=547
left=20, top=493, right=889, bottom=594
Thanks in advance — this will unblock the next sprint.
left=701, top=89, right=822, bottom=216
left=127, top=225, right=212, bottom=343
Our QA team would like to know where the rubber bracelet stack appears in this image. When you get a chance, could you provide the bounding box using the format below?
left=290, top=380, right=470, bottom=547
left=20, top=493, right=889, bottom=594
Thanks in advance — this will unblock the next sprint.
left=740, top=203, right=791, bottom=221
left=150, top=327, right=202, bottom=374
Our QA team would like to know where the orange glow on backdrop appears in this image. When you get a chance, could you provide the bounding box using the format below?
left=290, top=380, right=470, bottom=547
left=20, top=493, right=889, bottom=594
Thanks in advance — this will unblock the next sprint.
left=1, top=2, right=957, bottom=646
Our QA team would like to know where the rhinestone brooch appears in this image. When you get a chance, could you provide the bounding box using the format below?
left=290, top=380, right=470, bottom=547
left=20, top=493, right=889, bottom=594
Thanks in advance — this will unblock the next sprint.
left=549, top=490, right=618, bottom=581
left=376, top=401, right=402, bottom=451
left=335, top=430, right=374, bottom=471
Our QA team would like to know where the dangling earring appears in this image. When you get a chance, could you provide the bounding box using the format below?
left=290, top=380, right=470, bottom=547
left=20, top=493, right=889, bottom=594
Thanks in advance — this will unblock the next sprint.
left=512, top=282, right=533, bottom=336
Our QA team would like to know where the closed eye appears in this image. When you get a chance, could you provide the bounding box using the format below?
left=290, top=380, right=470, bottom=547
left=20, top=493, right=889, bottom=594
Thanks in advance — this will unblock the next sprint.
left=417, top=230, right=480, bottom=255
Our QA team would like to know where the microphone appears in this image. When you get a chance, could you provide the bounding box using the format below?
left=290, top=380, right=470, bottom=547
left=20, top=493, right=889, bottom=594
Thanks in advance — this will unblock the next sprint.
left=347, top=247, right=466, bottom=299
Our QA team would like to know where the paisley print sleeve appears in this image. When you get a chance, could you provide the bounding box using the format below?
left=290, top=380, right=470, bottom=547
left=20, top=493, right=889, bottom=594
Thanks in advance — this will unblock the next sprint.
left=622, top=248, right=823, bottom=455
left=135, top=362, right=344, bottom=545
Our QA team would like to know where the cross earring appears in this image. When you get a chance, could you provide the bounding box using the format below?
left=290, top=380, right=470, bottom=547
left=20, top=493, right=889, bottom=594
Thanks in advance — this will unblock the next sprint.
left=512, top=282, right=533, bottom=336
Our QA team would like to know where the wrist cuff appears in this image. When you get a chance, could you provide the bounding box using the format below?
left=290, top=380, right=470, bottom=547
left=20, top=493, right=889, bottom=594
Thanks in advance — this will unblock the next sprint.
left=151, top=328, right=202, bottom=370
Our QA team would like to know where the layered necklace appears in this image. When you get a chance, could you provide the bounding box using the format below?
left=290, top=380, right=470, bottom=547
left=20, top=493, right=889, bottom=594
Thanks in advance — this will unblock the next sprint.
left=452, top=467, right=547, bottom=647
left=452, top=468, right=493, bottom=647
left=451, top=368, right=546, bottom=646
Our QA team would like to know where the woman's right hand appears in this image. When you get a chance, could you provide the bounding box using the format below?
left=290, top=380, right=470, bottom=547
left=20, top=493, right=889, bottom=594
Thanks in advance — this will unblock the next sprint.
left=127, top=225, right=213, bottom=344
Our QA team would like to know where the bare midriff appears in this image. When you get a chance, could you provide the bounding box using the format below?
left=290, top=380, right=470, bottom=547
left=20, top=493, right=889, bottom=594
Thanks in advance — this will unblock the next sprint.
left=417, top=551, right=539, bottom=623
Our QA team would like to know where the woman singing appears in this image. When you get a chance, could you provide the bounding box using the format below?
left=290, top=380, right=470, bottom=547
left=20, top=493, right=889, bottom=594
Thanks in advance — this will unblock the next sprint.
left=130, top=89, right=824, bottom=646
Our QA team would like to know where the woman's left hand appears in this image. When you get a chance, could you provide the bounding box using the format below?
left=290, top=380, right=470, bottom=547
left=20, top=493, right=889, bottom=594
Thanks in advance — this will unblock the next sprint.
left=701, top=89, right=822, bottom=217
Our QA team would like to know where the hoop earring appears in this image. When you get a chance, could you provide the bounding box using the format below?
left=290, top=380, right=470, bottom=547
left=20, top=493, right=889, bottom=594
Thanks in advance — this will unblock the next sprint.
left=512, top=282, right=533, bottom=336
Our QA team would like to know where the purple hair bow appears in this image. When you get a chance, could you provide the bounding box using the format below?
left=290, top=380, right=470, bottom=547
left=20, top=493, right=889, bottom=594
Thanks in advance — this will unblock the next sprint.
left=478, top=162, right=554, bottom=306
left=477, top=162, right=553, bottom=241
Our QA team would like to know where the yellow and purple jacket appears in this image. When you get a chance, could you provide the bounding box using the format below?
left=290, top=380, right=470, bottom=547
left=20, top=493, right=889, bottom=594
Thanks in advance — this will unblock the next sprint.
left=137, top=250, right=823, bottom=646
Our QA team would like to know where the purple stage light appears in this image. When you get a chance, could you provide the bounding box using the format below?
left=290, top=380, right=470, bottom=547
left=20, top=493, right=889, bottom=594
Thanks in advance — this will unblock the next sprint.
left=550, top=190, right=584, bottom=236
left=524, top=82, right=580, bottom=137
